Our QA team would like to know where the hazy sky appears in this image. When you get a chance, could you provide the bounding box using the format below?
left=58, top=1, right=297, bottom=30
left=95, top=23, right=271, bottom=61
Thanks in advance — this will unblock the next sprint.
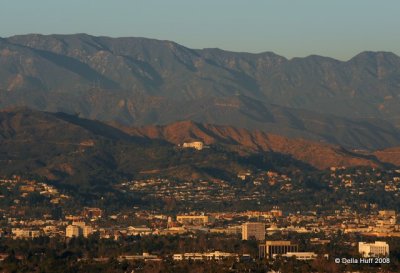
left=1, top=0, right=399, bottom=60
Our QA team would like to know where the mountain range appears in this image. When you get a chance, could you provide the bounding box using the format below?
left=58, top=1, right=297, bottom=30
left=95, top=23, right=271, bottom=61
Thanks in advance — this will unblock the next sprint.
left=1, top=34, right=400, bottom=151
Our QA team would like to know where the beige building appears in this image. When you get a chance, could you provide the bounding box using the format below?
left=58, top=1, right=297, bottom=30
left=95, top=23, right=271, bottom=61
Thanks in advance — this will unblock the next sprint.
left=270, top=209, right=283, bottom=217
left=66, top=223, right=94, bottom=238
left=127, top=226, right=152, bottom=236
left=378, top=210, right=396, bottom=218
left=242, top=222, right=265, bottom=241
left=210, top=225, right=242, bottom=235
left=83, top=226, right=94, bottom=238
left=118, top=253, right=160, bottom=262
left=359, top=241, right=389, bottom=257
left=259, top=241, right=299, bottom=259
left=182, top=141, right=204, bottom=150
left=279, top=252, right=328, bottom=260
left=12, top=228, right=41, bottom=239
left=66, top=225, right=82, bottom=238
left=176, top=215, right=214, bottom=226
left=72, top=221, right=86, bottom=229
left=173, top=251, right=239, bottom=261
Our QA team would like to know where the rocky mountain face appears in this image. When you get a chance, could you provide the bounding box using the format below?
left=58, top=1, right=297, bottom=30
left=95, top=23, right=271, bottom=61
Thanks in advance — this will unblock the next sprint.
left=374, top=147, right=400, bottom=166
left=1, top=34, right=400, bottom=150
left=123, top=120, right=395, bottom=170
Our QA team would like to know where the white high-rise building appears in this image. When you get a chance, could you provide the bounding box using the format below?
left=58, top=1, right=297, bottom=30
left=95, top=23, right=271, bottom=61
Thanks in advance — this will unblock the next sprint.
left=242, top=222, right=265, bottom=241
left=358, top=241, right=389, bottom=257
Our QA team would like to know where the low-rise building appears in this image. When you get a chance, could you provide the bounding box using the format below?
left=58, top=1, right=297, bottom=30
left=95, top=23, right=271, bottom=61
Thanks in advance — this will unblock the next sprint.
left=378, top=210, right=396, bottom=218
left=127, top=226, right=152, bottom=236
left=259, top=241, right=299, bottom=259
left=278, top=252, right=328, bottom=260
left=173, top=251, right=239, bottom=261
left=176, top=215, right=214, bottom=226
left=118, top=252, right=161, bottom=262
left=210, top=225, right=241, bottom=235
left=358, top=241, right=389, bottom=257
left=12, top=228, right=41, bottom=239
left=82, top=207, right=103, bottom=218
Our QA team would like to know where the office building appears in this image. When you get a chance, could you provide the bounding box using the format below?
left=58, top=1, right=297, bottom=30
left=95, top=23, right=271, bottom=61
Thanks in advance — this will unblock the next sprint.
left=242, top=222, right=265, bottom=241
left=259, top=240, right=299, bottom=259
left=358, top=241, right=389, bottom=257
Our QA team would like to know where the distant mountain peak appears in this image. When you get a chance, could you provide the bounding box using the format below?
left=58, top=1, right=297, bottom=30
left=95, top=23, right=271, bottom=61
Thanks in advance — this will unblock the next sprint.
left=349, top=51, right=400, bottom=61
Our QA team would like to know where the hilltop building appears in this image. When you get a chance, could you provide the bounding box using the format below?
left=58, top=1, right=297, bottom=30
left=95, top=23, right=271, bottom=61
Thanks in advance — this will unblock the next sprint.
left=182, top=141, right=204, bottom=150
